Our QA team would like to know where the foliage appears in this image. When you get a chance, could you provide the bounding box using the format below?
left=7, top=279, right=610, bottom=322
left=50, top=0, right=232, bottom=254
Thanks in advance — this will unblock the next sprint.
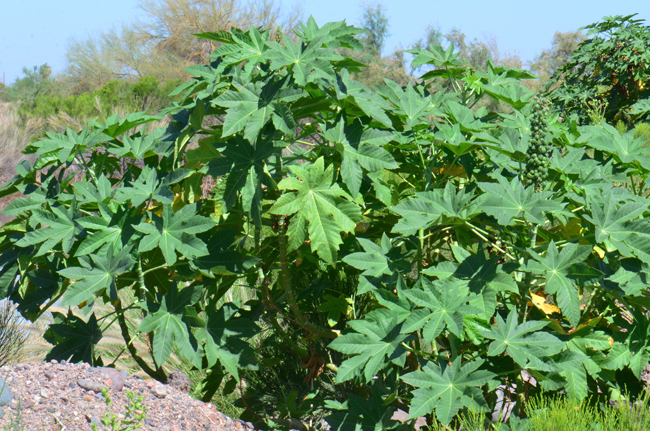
left=0, top=65, right=56, bottom=105
left=3, top=14, right=650, bottom=430
left=547, top=14, right=650, bottom=125
left=358, top=3, right=389, bottom=55
left=0, top=300, right=27, bottom=366
left=19, top=76, right=183, bottom=123
left=92, top=387, right=148, bottom=431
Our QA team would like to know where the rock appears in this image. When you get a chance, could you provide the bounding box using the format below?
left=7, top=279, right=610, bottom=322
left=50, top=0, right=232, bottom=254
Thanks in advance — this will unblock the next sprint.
left=171, top=426, right=181, bottom=431
left=119, top=370, right=128, bottom=379
left=166, top=369, right=191, bottom=393
left=97, top=367, right=125, bottom=391
left=150, top=384, right=168, bottom=399
left=145, top=380, right=157, bottom=389
left=40, top=388, right=48, bottom=398
left=44, top=372, right=55, bottom=380
left=77, top=379, right=106, bottom=393
left=0, top=377, right=12, bottom=407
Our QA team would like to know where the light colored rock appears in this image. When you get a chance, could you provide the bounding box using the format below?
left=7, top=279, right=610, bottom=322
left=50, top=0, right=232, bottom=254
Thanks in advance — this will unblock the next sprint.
left=150, top=384, right=168, bottom=399
left=77, top=379, right=106, bottom=393
left=0, top=377, right=13, bottom=407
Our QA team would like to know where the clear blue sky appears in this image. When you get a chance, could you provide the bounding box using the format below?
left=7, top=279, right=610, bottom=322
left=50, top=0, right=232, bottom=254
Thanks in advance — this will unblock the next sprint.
left=1, top=0, right=649, bottom=84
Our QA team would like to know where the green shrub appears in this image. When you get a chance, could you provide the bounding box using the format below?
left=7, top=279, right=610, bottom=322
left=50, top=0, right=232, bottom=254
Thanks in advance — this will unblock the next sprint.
left=4, top=18, right=650, bottom=430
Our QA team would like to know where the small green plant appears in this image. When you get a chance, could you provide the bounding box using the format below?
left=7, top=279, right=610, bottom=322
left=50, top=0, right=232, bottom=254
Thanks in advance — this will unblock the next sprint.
left=2, top=398, right=25, bottom=431
left=91, top=387, right=147, bottom=431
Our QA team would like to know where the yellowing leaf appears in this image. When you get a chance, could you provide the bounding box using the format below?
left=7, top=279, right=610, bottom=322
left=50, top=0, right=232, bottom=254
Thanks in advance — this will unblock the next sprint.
left=550, top=218, right=585, bottom=240
left=594, top=245, right=605, bottom=259
left=529, top=290, right=560, bottom=315
left=432, top=164, right=466, bottom=178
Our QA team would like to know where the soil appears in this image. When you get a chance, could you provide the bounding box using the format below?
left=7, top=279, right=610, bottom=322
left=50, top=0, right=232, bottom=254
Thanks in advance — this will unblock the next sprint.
left=0, top=360, right=256, bottom=431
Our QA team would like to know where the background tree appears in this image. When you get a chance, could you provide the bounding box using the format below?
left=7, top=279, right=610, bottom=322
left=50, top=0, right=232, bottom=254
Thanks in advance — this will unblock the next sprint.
left=0, top=64, right=56, bottom=105
left=358, top=3, right=389, bottom=55
left=345, top=3, right=412, bottom=88
left=529, top=30, right=586, bottom=78
left=62, top=0, right=304, bottom=94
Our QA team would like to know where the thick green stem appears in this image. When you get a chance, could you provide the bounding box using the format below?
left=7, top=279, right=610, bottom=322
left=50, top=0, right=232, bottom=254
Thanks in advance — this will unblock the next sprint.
left=114, top=299, right=166, bottom=381
left=277, top=215, right=338, bottom=339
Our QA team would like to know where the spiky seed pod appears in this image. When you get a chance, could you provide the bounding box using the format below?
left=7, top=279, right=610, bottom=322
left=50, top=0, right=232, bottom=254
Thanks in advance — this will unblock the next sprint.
left=523, top=95, right=552, bottom=190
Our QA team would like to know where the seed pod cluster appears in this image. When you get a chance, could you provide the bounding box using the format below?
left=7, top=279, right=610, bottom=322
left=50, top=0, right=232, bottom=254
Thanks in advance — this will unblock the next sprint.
left=524, top=96, right=552, bottom=190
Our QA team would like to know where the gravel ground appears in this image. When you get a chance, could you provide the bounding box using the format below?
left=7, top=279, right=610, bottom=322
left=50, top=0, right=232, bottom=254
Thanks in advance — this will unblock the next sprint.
left=0, top=360, right=256, bottom=431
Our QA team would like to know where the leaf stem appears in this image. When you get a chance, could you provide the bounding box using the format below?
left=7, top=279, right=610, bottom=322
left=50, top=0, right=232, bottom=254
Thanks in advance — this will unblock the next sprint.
left=114, top=298, right=166, bottom=381
left=277, top=215, right=338, bottom=339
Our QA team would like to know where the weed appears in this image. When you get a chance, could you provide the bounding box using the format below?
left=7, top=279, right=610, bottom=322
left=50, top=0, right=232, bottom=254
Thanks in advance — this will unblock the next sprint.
left=1, top=398, right=25, bottom=431
left=91, top=387, right=147, bottom=431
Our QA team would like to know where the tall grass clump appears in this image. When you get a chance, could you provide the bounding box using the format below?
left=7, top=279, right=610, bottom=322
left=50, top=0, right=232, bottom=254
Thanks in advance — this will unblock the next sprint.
left=0, top=300, right=28, bottom=366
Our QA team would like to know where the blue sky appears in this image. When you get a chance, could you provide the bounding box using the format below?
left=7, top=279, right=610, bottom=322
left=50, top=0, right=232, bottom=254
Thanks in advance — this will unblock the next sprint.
left=1, top=0, right=649, bottom=84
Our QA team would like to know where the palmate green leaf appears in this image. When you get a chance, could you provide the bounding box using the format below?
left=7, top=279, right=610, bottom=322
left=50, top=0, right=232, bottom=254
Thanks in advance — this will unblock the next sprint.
left=192, top=230, right=259, bottom=277
left=583, top=192, right=650, bottom=262
left=76, top=204, right=141, bottom=256
left=58, top=245, right=135, bottom=307
left=207, top=135, right=278, bottom=224
left=402, top=358, right=494, bottom=425
left=44, top=310, right=102, bottom=364
left=478, top=176, right=564, bottom=226
left=138, top=283, right=201, bottom=367
left=269, top=157, right=362, bottom=264
left=374, top=80, right=436, bottom=129
left=601, top=343, right=632, bottom=371
left=325, top=119, right=397, bottom=197
left=335, top=69, right=393, bottom=127
left=195, top=302, right=258, bottom=380
left=407, top=44, right=465, bottom=69
left=401, top=278, right=478, bottom=342
left=32, top=128, right=108, bottom=166
left=342, top=234, right=392, bottom=278
left=114, top=166, right=174, bottom=207
left=329, top=310, right=411, bottom=383
left=207, top=26, right=269, bottom=68
left=481, top=309, right=564, bottom=370
left=296, top=17, right=364, bottom=49
left=213, top=78, right=302, bottom=141
left=453, top=250, right=517, bottom=294
left=91, top=111, right=162, bottom=138
left=15, top=204, right=82, bottom=256
left=578, top=123, right=650, bottom=169
left=318, top=294, right=353, bottom=327
left=108, top=128, right=170, bottom=159
left=264, top=35, right=342, bottom=85
left=392, top=182, right=482, bottom=236
left=325, top=388, right=400, bottom=431
left=133, top=203, right=213, bottom=266
left=527, top=242, right=595, bottom=327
